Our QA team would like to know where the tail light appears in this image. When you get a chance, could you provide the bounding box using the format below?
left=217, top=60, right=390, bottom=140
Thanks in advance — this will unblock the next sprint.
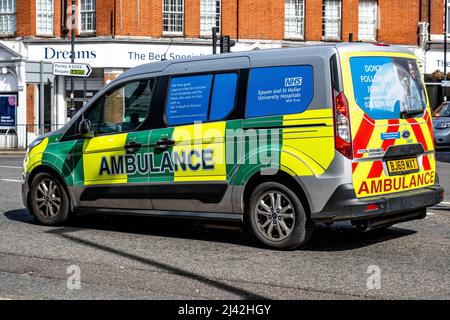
left=334, top=92, right=353, bottom=159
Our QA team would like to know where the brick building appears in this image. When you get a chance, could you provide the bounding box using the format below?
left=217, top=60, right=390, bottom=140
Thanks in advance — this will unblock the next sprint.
left=0, top=0, right=448, bottom=148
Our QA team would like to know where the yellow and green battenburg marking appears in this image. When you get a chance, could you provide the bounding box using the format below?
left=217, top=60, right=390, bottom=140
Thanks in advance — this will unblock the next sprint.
left=24, top=109, right=335, bottom=189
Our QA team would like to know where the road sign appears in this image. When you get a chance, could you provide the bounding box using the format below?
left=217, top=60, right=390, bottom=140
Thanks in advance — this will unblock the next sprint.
left=52, top=62, right=92, bottom=77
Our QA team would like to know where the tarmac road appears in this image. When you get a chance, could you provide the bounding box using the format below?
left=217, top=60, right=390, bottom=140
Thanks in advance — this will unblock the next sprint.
left=0, top=154, right=449, bottom=300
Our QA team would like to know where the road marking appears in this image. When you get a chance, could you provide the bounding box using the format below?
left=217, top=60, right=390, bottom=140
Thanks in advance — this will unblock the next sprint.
left=441, top=201, right=450, bottom=206
left=0, top=165, right=22, bottom=169
left=0, top=179, right=21, bottom=183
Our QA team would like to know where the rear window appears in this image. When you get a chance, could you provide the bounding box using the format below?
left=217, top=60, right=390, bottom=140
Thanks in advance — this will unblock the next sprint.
left=350, top=57, right=427, bottom=120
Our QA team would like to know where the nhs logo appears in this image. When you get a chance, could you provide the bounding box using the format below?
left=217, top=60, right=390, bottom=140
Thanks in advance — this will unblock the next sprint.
left=284, top=77, right=303, bottom=87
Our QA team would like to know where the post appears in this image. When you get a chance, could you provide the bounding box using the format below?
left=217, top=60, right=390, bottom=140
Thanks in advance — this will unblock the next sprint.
left=70, top=0, right=76, bottom=116
left=39, top=61, right=45, bottom=135
left=445, top=0, right=448, bottom=99
left=212, top=27, right=218, bottom=54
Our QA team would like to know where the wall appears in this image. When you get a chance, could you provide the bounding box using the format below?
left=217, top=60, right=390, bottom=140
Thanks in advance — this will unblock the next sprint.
left=13, top=0, right=436, bottom=46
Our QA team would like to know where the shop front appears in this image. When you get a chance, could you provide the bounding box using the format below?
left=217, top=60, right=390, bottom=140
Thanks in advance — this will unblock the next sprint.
left=0, top=39, right=283, bottom=149
left=0, top=42, right=26, bottom=149
left=26, top=40, right=214, bottom=115
left=423, top=48, right=450, bottom=111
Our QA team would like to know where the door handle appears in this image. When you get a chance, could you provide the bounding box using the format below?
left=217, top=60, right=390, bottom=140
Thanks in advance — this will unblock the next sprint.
left=125, top=141, right=142, bottom=152
left=155, top=137, right=175, bottom=150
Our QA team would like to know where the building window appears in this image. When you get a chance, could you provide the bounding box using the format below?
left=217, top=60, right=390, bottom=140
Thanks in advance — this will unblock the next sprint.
left=200, top=0, right=221, bottom=36
left=0, top=0, right=16, bottom=35
left=36, top=0, right=54, bottom=35
left=163, top=0, right=184, bottom=35
left=285, top=0, right=305, bottom=39
left=322, top=0, right=341, bottom=40
left=447, top=1, right=450, bottom=37
left=358, top=0, right=377, bottom=41
left=80, top=0, right=96, bottom=33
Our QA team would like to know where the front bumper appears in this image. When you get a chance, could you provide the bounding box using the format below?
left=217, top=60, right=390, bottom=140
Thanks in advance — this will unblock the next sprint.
left=434, top=130, right=450, bottom=145
left=313, top=184, right=444, bottom=224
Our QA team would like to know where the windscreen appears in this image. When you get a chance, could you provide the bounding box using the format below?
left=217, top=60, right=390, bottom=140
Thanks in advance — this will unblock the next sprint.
left=350, top=57, right=427, bottom=120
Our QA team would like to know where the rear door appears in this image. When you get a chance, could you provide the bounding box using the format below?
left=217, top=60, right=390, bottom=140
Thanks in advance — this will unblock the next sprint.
left=150, top=61, right=248, bottom=212
left=339, top=51, right=436, bottom=198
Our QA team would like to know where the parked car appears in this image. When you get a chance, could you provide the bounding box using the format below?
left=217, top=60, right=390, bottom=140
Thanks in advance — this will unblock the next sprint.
left=432, top=102, right=450, bottom=147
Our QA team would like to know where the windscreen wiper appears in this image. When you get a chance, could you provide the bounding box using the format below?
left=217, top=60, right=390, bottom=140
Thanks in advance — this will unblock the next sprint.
left=400, top=109, right=424, bottom=119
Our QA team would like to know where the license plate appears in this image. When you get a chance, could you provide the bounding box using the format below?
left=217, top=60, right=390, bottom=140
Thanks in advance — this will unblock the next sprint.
left=387, top=158, right=419, bottom=175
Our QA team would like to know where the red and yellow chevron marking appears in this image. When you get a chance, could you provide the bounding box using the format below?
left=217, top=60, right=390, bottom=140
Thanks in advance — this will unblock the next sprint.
left=340, top=51, right=436, bottom=198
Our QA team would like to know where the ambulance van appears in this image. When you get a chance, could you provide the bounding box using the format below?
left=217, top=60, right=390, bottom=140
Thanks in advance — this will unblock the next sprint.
left=22, top=43, right=444, bottom=249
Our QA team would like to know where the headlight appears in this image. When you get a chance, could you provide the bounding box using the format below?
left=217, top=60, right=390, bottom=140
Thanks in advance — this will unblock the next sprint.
left=25, top=137, right=44, bottom=158
left=435, top=122, right=450, bottom=130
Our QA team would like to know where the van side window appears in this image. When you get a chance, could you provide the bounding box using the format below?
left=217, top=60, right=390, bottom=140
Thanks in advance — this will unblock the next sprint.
left=166, top=72, right=238, bottom=126
left=84, top=80, right=154, bottom=135
left=166, top=74, right=213, bottom=126
left=245, top=65, right=314, bottom=118
left=209, top=73, right=238, bottom=121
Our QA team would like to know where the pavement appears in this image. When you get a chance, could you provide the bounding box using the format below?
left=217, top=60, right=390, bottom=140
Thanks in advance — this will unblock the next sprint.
left=0, top=152, right=449, bottom=300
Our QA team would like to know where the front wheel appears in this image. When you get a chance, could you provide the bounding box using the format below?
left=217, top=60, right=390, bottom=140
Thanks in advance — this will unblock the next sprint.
left=29, top=173, right=70, bottom=225
left=247, top=182, right=313, bottom=250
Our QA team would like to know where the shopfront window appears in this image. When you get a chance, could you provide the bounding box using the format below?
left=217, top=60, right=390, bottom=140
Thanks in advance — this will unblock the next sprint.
left=66, top=68, right=104, bottom=112
left=0, top=0, right=16, bottom=35
left=80, top=0, right=96, bottom=33
left=36, top=0, right=54, bottom=35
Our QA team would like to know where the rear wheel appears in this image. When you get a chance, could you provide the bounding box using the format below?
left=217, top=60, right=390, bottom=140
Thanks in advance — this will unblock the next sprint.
left=247, top=182, right=313, bottom=250
left=29, top=173, right=70, bottom=225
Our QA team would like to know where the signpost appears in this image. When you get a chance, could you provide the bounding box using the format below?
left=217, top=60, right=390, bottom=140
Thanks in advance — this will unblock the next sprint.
left=52, top=62, right=92, bottom=77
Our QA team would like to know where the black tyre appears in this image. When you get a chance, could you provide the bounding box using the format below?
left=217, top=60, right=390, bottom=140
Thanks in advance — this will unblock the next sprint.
left=29, top=173, right=70, bottom=225
left=247, top=182, right=313, bottom=250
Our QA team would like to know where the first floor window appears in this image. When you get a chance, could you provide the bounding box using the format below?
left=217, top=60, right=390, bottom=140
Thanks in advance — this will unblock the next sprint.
left=447, top=0, right=450, bottom=36
left=0, top=0, right=16, bottom=35
left=322, top=0, right=341, bottom=40
left=200, top=0, right=221, bottom=36
left=285, top=0, right=305, bottom=39
left=359, top=0, right=378, bottom=41
left=163, top=0, right=184, bottom=35
left=36, top=0, right=53, bottom=35
left=80, top=0, right=96, bottom=33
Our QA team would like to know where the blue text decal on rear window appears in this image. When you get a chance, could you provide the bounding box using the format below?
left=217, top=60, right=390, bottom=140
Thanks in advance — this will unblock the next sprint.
left=209, top=73, right=238, bottom=121
left=166, top=74, right=213, bottom=126
left=350, top=57, right=426, bottom=120
left=246, top=65, right=314, bottom=118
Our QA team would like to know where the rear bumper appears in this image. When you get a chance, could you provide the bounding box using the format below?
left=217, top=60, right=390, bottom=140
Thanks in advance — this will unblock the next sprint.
left=313, top=184, right=444, bottom=224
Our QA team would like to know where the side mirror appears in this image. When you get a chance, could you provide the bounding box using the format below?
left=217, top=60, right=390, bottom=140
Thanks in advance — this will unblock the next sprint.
left=79, top=119, right=94, bottom=138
